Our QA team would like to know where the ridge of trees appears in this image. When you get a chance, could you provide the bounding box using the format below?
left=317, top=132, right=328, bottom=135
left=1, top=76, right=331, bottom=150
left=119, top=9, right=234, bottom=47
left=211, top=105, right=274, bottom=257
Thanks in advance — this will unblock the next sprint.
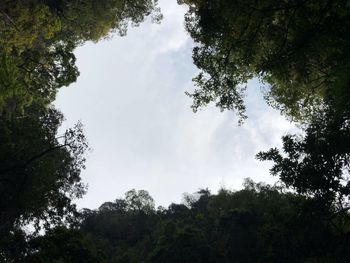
left=5, top=181, right=348, bottom=262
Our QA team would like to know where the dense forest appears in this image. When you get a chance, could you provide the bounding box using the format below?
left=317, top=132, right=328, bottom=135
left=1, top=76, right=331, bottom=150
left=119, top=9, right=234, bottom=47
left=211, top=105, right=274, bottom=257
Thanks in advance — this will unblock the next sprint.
left=9, top=182, right=350, bottom=262
left=1, top=0, right=350, bottom=262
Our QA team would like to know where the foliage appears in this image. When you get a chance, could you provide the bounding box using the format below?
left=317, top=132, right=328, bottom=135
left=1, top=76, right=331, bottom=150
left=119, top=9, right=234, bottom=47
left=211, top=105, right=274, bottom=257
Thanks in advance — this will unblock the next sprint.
left=257, top=102, right=350, bottom=216
left=0, top=104, right=88, bottom=234
left=26, top=226, right=104, bottom=263
left=50, top=0, right=163, bottom=42
left=0, top=0, right=161, bottom=256
left=179, top=0, right=350, bottom=121
left=0, top=227, right=28, bottom=262
left=0, top=0, right=162, bottom=113
left=124, top=189, right=155, bottom=214
left=0, top=0, right=61, bottom=53
left=20, top=184, right=350, bottom=262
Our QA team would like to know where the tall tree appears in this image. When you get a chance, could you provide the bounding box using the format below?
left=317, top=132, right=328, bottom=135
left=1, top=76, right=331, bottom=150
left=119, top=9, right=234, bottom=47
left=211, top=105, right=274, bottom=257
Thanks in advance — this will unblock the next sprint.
left=0, top=104, right=88, bottom=234
left=178, top=0, right=350, bottom=120
left=257, top=101, right=350, bottom=224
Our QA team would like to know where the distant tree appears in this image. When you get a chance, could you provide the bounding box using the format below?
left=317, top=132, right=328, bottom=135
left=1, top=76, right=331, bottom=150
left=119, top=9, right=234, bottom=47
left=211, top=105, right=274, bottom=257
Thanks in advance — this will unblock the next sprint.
left=99, top=201, right=126, bottom=213
left=125, top=189, right=155, bottom=214
left=178, top=0, right=350, bottom=120
left=78, top=190, right=158, bottom=262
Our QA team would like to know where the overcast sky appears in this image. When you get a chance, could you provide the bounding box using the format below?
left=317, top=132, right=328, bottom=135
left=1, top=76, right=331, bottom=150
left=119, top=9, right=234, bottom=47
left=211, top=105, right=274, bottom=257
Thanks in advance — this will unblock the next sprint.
left=54, top=0, right=296, bottom=209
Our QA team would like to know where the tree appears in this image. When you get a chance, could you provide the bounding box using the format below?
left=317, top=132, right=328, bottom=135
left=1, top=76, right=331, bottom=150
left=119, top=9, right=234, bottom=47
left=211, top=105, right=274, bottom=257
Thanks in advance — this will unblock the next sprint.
left=0, top=0, right=68, bottom=113
left=78, top=190, right=158, bottom=262
left=50, top=0, right=163, bottom=42
left=26, top=226, right=103, bottom=263
left=0, top=227, right=28, bottom=262
left=0, top=0, right=61, bottom=53
left=125, top=189, right=155, bottom=214
left=30, top=183, right=348, bottom=262
left=257, top=103, right=350, bottom=217
left=178, top=0, right=350, bottom=121
left=0, top=104, right=88, bottom=234
left=0, top=0, right=162, bottom=114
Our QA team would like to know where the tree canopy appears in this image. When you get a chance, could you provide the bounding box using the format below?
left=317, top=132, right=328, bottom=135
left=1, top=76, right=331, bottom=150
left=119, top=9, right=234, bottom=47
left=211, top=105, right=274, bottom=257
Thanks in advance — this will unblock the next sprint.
left=0, top=0, right=162, bottom=114
left=0, top=0, right=161, bottom=238
left=179, top=0, right=350, bottom=121
left=0, top=104, right=88, bottom=234
left=257, top=99, right=350, bottom=216
left=18, top=183, right=350, bottom=262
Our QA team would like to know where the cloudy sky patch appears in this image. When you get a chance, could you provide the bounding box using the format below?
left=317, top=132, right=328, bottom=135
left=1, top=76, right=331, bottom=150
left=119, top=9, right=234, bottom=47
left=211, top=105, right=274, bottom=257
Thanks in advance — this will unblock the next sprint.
left=55, top=0, right=296, bottom=209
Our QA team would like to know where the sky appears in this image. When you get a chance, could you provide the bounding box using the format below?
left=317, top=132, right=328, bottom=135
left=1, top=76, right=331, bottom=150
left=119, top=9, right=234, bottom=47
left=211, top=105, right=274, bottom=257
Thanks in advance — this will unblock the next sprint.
left=54, top=0, right=296, bottom=209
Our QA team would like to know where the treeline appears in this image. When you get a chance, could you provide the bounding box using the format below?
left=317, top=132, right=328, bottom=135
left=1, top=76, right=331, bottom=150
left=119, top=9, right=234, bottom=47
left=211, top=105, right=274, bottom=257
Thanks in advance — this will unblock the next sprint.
left=7, top=181, right=350, bottom=262
left=1, top=0, right=350, bottom=262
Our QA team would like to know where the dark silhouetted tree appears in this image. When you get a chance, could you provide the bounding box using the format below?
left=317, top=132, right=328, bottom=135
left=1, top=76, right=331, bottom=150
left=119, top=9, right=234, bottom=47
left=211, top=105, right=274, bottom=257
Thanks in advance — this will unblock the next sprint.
left=178, top=0, right=350, bottom=120
left=0, top=104, right=88, bottom=234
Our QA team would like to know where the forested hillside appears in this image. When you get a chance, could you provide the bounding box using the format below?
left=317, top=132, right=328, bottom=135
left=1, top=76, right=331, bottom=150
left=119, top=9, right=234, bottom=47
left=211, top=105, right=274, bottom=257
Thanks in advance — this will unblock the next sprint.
left=8, top=182, right=350, bottom=262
